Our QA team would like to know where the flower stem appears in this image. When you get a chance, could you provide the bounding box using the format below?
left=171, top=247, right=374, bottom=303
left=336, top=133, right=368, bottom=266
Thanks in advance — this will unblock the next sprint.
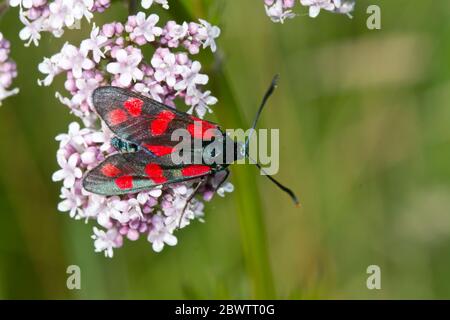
left=128, top=0, right=138, bottom=15
left=0, top=1, right=9, bottom=18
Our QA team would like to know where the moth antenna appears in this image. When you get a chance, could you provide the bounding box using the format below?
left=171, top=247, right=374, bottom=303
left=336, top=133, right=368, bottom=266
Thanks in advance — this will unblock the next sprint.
left=243, top=75, right=298, bottom=206
left=248, top=156, right=300, bottom=206
left=178, top=178, right=206, bottom=229
left=244, top=74, right=279, bottom=155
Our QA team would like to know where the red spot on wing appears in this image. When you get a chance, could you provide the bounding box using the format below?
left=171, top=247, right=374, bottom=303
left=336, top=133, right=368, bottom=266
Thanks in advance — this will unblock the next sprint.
left=101, top=163, right=122, bottom=177
left=108, top=109, right=128, bottom=125
left=145, top=163, right=167, bottom=184
left=181, top=165, right=211, bottom=177
left=150, top=110, right=176, bottom=136
left=115, top=175, right=133, bottom=190
left=143, top=144, right=175, bottom=157
left=187, top=117, right=217, bottom=139
left=124, top=98, right=143, bottom=117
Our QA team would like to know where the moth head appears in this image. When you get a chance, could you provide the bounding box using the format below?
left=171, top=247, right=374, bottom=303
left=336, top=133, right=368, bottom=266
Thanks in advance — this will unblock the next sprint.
left=234, top=141, right=246, bottom=161
left=223, top=134, right=246, bottom=163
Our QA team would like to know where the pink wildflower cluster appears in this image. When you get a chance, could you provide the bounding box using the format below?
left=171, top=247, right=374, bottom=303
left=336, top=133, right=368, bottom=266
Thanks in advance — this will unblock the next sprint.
left=8, top=0, right=171, bottom=46
left=0, top=32, right=19, bottom=104
left=42, top=11, right=231, bottom=257
left=264, top=0, right=355, bottom=23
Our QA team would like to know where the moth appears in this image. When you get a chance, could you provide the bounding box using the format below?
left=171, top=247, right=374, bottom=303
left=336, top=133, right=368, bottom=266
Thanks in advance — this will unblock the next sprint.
left=82, top=76, right=298, bottom=214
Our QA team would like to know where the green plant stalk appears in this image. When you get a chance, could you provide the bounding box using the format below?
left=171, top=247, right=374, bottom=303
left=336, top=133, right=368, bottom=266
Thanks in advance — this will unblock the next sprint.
left=211, top=72, right=276, bottom=299
left=169, top=1, right=276, bottom=299
left=128, top=0, right=138, bottom=15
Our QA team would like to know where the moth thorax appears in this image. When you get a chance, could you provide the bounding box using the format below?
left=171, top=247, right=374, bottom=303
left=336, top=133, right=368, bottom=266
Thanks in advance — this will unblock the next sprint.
left=111, top=137, right=139, bottom=153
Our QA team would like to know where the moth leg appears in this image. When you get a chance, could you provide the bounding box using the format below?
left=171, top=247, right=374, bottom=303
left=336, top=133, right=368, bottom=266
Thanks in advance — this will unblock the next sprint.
left=178, top=177, right=207, bottom=229
left=213, top=169, right=230, bottom=194
left=176, top=170, right=230, bottom=229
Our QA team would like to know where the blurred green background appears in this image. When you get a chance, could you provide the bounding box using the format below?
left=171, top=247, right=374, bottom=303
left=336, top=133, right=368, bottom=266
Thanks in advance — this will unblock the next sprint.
left=0, top=0, right=449, bottom=299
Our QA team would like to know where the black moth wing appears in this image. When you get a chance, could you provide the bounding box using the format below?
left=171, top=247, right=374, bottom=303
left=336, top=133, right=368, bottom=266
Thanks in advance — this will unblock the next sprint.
left=82, top=150, right=213, bottom=196
left=92, top=86, right=221, bottom=149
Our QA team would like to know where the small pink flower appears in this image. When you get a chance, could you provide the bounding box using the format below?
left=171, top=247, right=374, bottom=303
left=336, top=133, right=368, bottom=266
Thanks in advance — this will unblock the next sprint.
left=92, top=227, right=121, bottom=258
left=198, top=19, right=220, bottom=52
left=129, top=12, right=162, bottom=44
left=52, top=152, right=83, bottom=188
left=106, top=47, right=143, bottom=86
left=59, top=43, right=95, bottom=78
left=164, top=21, right=188, bottom=47
left=80, top=23, right=108, bottom=63
left=0, top=33, right=19, bottom=103
left=141, top=0, right=168, bottom=10
left=174, top=61, right=208, bottom=94
left=186, top=89, right=217, bottom=118
left=151, top=49, right=183, bottom=87
left=148, top=214, right=177, bottom=252
left=72, top=76, right=100, bottom=107
left=55, top=122, right=90, bottom=148
left=80, top=146, right=98, bottom=165
left=264, top=0, right=354, bottom=22
left=300, top=0, right=335, bottom=18
left=264, top=0, right=296, bottom=23
left=58, top=187, right=83, bottom=218
left=38, top=56, right=61, bottom=86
